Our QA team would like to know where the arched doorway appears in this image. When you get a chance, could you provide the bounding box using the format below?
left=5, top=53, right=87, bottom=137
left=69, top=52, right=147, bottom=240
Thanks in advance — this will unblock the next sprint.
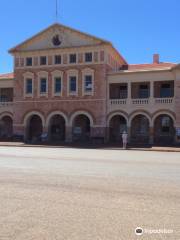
left=131, top=114, right=150, bottom=144
left=72, top=114, right=91, bottom=142
left=109, top=115, right=127, bottom=142
left=0, top=116, right=13, bottom=140
left=48, top=115, right=65, bottom=142
left=27, top=115, right=43, bottom=142
left=154, top=114, right=175, bottom=145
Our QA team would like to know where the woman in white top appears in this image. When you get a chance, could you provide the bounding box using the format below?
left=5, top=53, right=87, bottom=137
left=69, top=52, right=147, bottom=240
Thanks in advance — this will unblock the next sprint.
left=122, top=131, right=128, bottom=149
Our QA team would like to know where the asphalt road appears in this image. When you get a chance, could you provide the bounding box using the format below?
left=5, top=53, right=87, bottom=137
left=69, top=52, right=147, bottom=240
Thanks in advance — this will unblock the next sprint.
left=0, top=146, right=179, bottom=240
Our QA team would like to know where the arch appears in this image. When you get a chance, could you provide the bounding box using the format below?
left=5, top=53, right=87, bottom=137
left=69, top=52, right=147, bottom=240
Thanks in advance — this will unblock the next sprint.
left=72, top=114, right=91, bottom=142
left=46, top=111, right=68, bottom=128
left=0, top=115, right=13, bottom=139
left=107, top=111, right=128, bottom=127
left=131, top=114, right=150, bottom=144
left=23, top=71, right=34, bottom=78
left=46, top=111, right=67, bottom=142
left=129, top=111, right=152, bottom=127
left=27, top=115, right=43, bottom=142
left=152, top=110, right=176, bottom=126
left=51, top=70, right=64, bottom=76
left=82, top=68, right=95, bottom=73
left=69, top=110, right=94, bottom=127
left=23, top=111, right=45, bottom=127
left=153, top=113, right=175, bottom=145
left=108, top=114, right=127, bottom=143
left=48, top=115, right=66, bottom=142
left=82, top=68, right=95, bottom=77
left=0, top=112, right=13, bottom=120
left=67, top=69, right=79, bottom=75
left=37, top=71, right=49, bottom=77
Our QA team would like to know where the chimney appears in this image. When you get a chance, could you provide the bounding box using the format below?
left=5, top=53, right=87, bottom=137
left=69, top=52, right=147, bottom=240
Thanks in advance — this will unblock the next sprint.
left=153, top=54, right=160, bottom=64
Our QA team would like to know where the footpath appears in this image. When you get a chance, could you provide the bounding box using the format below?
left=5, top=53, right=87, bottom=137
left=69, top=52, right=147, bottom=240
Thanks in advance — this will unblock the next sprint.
left=0, top=141, right=180, bottom=152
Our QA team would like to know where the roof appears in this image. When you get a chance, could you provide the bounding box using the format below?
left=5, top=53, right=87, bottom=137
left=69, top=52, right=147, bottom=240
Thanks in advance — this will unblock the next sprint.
left=9, top=23, right=112, bottom=54
left=0, top=73, right=14, bottom=79
left=108, top=62, right=178, bottom=75
left=9, top=22, right=127, bottom=65
left=171, top=63, right=180, bottom=70
left=128, top=62, right=176, bottom=71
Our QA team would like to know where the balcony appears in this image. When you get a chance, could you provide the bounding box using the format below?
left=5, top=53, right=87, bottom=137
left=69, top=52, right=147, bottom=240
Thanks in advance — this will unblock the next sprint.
left=132, top=99, right=149, bottom=105
left=108, top=80, right=175, bottom=113
left=108, top=97, right=174, bottom=113
left=154, top=98, right=173, bottom=104
left=110, top=99, right=127, bottom=105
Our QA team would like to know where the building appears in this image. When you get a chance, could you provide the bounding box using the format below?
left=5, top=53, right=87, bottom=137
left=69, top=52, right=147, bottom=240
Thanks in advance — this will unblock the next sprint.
left=0, top=23, right=180, bottom=145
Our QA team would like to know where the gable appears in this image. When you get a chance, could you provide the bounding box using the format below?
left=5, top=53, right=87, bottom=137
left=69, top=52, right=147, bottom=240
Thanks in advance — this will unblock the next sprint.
left=9, top=23, right=110, bottom=53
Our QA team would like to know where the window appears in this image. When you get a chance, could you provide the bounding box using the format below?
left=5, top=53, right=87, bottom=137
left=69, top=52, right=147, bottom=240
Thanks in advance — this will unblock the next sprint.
left=84, top=75, right=92, bottom=92
left=40, top=56, right=47, bottom=65
left=51, top=71, right=63, bottom=96
left=69, top=76, right=77, bottom=93
left=110, top=84, right=127, bottom=99
left=40, top=78, right=47, bottom=93
left=37, top=71, right=48, bottom=97
left=119, top=85, right=127, bottom=99
left=69, top=54, right=76, bottom=64
left=139, top=85, right=149, bottom=98
left=85, top=52, right=92, bottom=62
left=140, top=117, right=149, bottom=134
left=54, top=77, right=61, bottom=93
left=26, top=57, right=32, bottom=66
left=23, top=72, right=34, bottom=97
left=160, top=84, right=172, bottom=98
left=161, top=116, right=170, bottom=133
left=67, top=70, right=78, bottom=96
left=54, top=55, right=61, bottom=65
left=26, top=78, right=33, bottom=94
left=0, top=95, right=7, bottom=102
left=82, top=68, right=94, bottom=96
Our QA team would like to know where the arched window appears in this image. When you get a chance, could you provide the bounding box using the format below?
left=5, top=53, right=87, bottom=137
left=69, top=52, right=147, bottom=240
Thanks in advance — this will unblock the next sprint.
left=161, top=116, right=171, bottom=132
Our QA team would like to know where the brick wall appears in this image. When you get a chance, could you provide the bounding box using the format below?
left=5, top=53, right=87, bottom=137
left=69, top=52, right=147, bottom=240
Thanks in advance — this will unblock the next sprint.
left=13, top=63, right=109, bottom=139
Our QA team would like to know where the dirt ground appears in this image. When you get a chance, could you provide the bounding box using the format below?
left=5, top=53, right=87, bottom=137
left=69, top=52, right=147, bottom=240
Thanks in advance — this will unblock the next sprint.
left=0, top=146, right=179, bottom=240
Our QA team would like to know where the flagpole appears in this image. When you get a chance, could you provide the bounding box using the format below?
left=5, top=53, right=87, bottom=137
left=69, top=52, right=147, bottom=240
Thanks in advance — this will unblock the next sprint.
left=56, top=0, right=58, bottom=22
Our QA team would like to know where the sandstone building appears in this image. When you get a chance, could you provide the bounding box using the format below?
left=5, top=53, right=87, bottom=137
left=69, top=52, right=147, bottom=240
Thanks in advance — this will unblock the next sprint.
left=0, top=23, right=180, bottom=145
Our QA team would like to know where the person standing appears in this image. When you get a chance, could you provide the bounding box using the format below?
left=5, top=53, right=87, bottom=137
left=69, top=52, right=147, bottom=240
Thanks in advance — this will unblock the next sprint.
left=122, top=131, right=128, bottom=149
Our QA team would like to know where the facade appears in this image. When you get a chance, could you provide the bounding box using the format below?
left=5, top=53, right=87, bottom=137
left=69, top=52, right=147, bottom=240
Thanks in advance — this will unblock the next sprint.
left=0, top=23, right=180, bottom=145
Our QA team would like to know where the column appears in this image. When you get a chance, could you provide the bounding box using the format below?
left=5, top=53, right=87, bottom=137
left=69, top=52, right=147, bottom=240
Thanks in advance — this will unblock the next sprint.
left=105, top=126, right=110, bottom=143
left=128, top=82, right=131, bottom=98
left=13, top=123, right=25, bottom=141
left=41, top=125, right=48, bottom=142
left=150, top=81, right=154, bottom=104
left=65, top=126, right=72, bottom=143
left=91, top=126, right=106, bottom=144
left=43, top=125, right=48, bottom=134
left=149, top=126, right=154, bottom=145
left=127, top=82, right=131, bottom=105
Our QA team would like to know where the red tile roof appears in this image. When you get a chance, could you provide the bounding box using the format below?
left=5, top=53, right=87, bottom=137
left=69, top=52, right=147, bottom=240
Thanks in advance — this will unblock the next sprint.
left=0, top=73, right=14, bottom=79
left=128, top=62, right=176, bottom=71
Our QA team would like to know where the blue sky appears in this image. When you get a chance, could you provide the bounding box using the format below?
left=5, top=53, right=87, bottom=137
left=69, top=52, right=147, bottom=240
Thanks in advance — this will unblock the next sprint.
left=0, top=0, right=180, bottom=73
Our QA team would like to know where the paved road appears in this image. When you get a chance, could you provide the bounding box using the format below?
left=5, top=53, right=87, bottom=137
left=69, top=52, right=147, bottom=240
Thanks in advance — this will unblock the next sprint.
left=0, top=146, right=179, bottom=240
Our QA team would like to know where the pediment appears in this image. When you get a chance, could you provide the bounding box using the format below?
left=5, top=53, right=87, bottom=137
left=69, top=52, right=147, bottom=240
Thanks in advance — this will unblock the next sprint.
left=9, top=23, right=110, bottom=53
